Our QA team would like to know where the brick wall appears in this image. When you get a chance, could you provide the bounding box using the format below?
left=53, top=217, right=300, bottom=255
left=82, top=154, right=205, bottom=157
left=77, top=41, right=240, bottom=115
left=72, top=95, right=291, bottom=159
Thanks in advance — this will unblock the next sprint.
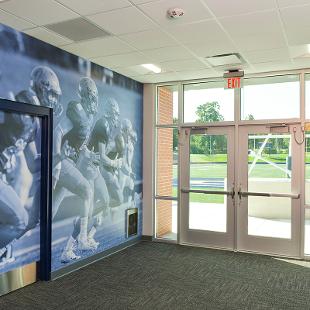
left=156, top=87, right=174, bottom=237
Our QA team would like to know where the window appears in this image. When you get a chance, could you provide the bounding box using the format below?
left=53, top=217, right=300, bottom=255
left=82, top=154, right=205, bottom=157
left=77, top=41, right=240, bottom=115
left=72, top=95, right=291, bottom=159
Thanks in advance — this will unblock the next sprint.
left=241, top=75, right=300, bottom=120
left=184, top=81, right=234, bottom=123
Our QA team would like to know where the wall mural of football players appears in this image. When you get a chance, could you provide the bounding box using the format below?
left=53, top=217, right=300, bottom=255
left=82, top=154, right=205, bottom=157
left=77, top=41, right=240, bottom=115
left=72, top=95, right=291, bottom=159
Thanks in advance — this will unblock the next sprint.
left=0, top=23, right=143, bottom=273
left=0, top=111, right=41, bottom=273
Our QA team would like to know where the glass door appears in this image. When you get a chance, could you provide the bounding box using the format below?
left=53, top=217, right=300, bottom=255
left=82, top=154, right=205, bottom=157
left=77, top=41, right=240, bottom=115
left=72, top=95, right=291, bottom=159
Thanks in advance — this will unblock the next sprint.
left=180, top=126, right=235, bottom=249
left=237, top=124, right=302, bottom=257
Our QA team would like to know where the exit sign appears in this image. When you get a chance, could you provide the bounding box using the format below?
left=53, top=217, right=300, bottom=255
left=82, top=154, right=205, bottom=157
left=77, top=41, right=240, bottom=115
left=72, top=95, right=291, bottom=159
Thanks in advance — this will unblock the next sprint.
left=225, top=77, right=243, bottom=89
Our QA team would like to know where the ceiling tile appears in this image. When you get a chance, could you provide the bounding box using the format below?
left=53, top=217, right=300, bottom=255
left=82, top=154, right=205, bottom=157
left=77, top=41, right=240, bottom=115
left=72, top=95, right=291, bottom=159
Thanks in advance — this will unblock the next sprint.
left=280, top=4, right=310, bottom=29
left=185, top=40, right=237, bottom=58
left=204, top=0, right=275, bottom=17
left=0, top=9, right=36, bottom=30
left=252, top=61, right=294, bottom=72
left=0, top=0, right=79, bottom=26
left=119, top=29, right=174, bottom=50
left=87, top=6, right=156, bottom=35
left=284, top=28, right=310, bottom=46
left=23, top=27, right=73, bottom=46
left=219, top=10, right=282, bottom=37
left=139, top=0, right=212, bottom=26
left=174, top=68, right=218, bottom=81
left=142, top=45, right=193, bottom=62
left=56, top=0, right=131, bottom=16
left=166, top=20, right=230, bottom=45
left=62, top=37, right=134, bottom=58
left=233, top=33, right=287, bottom=52
left=243, top=48, right=290, bottom=64
left=91, top=52, right=151, bottom=68
left=130, top=0, right=159, bottom=4
left=161, top=58, right=208, bottom=72
left=135, top=72, right=181, bottom=83
left=277, top=0, right=310, bottom=8
left=280, top=4, right=310, bottom=45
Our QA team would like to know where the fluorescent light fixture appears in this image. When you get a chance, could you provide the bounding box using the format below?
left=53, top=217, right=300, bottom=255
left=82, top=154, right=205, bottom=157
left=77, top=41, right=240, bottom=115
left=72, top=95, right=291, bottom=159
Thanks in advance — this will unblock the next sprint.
left=141, top=63, right=161, bottom=73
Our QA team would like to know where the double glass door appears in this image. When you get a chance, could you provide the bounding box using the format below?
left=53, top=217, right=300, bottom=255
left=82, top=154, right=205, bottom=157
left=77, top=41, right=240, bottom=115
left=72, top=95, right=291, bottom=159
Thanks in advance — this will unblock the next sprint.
left=180, top=124, right=302, bottom=257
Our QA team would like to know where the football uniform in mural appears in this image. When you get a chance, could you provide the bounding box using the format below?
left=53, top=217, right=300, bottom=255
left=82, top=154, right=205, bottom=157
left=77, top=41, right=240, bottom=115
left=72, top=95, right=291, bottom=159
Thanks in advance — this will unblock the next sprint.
left=15, top=66, right=62, bottom=228
left=52, top=77, right=102, bottom=263
left=0, top=112, right=40, bottom=264
left=89, top=98, right=124, bottom=208
left=119, top=119, right=137, bottom=206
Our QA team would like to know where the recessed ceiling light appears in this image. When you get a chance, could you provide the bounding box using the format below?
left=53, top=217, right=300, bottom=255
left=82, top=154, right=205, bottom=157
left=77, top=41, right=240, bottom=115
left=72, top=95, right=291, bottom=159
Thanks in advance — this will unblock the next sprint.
left=141, top=64, right=161, bottom=73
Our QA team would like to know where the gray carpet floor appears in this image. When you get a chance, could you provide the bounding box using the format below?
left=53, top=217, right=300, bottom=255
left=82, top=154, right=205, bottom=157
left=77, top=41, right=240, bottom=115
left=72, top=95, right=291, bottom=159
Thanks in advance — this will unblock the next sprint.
left=1, top=242, right=310, bottom=310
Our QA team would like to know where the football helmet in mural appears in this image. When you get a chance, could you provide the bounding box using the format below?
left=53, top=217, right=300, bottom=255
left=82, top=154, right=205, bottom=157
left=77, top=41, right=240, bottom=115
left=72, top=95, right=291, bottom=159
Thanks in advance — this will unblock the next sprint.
left=78, top=77, right=98, bottom=115
left=30, top=66, right=63, bottom=117
left=104, top=97, right=120, bottom=128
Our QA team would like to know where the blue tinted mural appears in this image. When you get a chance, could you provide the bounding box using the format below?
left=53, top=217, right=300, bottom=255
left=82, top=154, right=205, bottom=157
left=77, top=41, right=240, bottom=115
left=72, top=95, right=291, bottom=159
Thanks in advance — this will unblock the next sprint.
left=0, top=24, right=143, bottom=272
left=0, top=110, right=41, bottom=274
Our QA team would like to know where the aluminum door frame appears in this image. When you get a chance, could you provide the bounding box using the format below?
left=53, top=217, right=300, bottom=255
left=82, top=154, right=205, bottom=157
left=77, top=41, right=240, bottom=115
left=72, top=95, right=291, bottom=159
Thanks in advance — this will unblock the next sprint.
left=237, top=124, right=302, bottom=257
left=179, top=125, right=235, bottom=249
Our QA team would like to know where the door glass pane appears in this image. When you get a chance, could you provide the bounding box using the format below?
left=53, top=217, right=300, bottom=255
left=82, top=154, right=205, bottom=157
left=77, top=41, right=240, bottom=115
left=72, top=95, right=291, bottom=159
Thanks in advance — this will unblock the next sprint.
left=241, top=75, right=300, bottom=120
left=184, top=82, right=234, bottom=123
left=247, top=133, right=291, bottom=239
left=189, top=134, right=227, bottom=232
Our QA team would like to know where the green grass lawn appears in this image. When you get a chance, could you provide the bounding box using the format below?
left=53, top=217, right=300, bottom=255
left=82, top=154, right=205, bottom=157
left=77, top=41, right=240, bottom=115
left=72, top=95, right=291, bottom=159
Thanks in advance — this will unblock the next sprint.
left=189, top=188, right=225, bottom=203
left=173, top=163, right=290, bottom=179
left=166, top=154, right=310, bottom=203
left=189, top=153, right=310, bottom=163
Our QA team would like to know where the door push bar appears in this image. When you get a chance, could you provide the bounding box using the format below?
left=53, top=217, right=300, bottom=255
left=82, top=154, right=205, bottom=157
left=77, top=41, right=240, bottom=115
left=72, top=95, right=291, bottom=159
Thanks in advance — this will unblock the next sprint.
left=238, top=191, right=300, bottom=199
left=181, top=188, right=235, bottom=198
left=181, top=188, right=300, bottom=200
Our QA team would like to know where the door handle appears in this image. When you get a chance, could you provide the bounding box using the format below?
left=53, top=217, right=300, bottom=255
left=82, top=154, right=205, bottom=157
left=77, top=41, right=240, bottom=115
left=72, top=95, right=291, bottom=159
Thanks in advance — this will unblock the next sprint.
left=237, top=190, right=300, bottom=199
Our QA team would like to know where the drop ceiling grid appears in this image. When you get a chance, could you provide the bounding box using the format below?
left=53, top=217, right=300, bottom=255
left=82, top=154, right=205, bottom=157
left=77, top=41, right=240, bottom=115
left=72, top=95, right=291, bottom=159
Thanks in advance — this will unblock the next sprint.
left=0, top=0, right=309, bottom=82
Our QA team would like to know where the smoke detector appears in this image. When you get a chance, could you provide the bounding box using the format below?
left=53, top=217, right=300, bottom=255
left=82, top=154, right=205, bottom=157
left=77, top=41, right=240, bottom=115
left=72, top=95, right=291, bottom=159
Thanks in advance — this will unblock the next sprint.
left=167, top=8, right=185, bottom=19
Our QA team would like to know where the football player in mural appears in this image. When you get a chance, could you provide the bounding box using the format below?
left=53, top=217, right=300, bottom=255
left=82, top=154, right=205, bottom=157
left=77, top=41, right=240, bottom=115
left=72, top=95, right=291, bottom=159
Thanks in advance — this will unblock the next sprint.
left=52, top=77, right=101, bottom=263
left=68, top=98, right=124, bottom=254
left=14, top=66, right=63, bottom=230
left=119, top=119, right=137, bottom=207
left=0, top=112, right=39, bottom=265
left=88, top=97, right=124, bottom=209
left=16, top=66, right=63, bottom=118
